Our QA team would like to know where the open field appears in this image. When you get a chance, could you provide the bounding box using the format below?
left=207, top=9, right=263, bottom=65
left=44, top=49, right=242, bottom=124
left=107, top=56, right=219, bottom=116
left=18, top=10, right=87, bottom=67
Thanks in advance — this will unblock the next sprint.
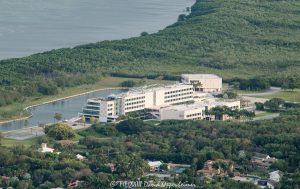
left=255, top=112, right=275, bottom=117
left=232, top=89, right=268, bottom=95
left=255, top=89, right=300, bottom=102
left=1, top=137, right=40, bottom=148
left=0, top=77, right=175, bottom=122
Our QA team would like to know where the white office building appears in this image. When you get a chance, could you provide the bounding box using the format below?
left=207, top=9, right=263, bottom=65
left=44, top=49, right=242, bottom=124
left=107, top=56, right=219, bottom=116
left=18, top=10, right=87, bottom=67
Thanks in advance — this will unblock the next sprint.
left=181, top=74, right=222, bottom=92
left=80, top=75, right=240, bottom=123
left=80, top=83, right=194, bottom=122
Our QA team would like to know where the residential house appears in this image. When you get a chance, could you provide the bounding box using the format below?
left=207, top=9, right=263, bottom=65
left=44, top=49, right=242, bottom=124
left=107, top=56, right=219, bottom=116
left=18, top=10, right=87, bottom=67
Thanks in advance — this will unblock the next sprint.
left=167, top=163, right=191, bottom=174
left=197, top=160, right=234, bottom=178
left=251, top=153, right=277, bottom=171
left=76, top=154, right=86, bottom=161
left=148, top=161, right=163, bottom=172
left=269, top=170, right=280, bottom=183
left=39, top=143, right=54, bottom=153
left=105, top=163, right=116, bottom=172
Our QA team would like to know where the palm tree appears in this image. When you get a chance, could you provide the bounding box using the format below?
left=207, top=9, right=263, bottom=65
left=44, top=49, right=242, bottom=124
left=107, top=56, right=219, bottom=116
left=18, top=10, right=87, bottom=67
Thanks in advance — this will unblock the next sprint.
left=81, top=116, right=86, bottom=127
left=90, top=117, right=95, bottom=125
left=190, top=80, right=203, bottom=91
left=209, top=106, right=225, bottom=120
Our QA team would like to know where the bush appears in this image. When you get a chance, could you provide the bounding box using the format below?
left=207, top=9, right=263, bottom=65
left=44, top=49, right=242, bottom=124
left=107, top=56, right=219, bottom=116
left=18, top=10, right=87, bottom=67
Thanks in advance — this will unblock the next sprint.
left=120, top=80, right=137, bottom=88
left=141, top=32, right=149, bottom=36
left=45, top=123, right=75, bottom=140
left=255, top=102, right=264, bottom=111
left=223, top=91, right=238, bottom=99
left=115, top=119, right=144, bottom=135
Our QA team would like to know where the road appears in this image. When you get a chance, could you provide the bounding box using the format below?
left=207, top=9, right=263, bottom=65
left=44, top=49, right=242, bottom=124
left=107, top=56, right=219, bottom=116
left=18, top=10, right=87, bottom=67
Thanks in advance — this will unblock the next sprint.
left=238, top=87, right=282, bottom=121
left=240, top=87, right=281, bottom=97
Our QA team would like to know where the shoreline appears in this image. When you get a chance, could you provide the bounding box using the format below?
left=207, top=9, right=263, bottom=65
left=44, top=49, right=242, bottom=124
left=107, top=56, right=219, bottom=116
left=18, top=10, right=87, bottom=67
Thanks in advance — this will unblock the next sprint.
left=0, top=1, right=196, bottom=127
left=0, top=87, right=126, bottom=125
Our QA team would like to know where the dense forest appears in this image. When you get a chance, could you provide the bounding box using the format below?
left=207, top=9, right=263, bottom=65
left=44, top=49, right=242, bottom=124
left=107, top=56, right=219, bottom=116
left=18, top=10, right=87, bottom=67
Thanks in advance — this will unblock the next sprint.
left=0, top=0, right=300, bottom=106
left=0, top=109, right=299, bottom=188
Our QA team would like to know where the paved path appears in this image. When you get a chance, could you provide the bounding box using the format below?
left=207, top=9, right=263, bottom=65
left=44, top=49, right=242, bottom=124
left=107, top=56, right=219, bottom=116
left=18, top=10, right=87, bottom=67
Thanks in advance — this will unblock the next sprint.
left=237, top=87, right=282, bottom=121
left=240, top=87, right=281, bottom=97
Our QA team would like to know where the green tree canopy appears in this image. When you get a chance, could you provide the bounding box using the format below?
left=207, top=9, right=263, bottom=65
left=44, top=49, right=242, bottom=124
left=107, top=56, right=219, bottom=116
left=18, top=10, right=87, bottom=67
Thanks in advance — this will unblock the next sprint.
left=45, top=123, right=75, bottom=140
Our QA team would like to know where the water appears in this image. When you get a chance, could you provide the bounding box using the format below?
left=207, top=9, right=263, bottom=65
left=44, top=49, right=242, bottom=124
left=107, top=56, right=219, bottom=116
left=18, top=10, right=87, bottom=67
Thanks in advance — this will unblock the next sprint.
left=0, top=0, right=194, bottom=60
left=0, top=89, right=125, bottom=131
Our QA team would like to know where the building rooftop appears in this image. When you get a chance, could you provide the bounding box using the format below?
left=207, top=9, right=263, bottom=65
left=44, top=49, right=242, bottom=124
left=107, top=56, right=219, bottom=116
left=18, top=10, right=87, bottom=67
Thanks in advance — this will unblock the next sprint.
left=87, top=83, right=193, bottom=102
left=161, top=102, right=206, bottom=112
left=148, top=161, right=163, bottom=167
left=115, top=83, right=193, bottom=97
left=160, top=99, right=239, bottom=112
left=181, top=74, right=221, bottom=79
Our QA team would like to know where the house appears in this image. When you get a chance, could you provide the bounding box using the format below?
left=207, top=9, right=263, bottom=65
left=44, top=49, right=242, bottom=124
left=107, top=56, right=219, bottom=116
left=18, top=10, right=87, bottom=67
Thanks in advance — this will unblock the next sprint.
left=0, top=176, right=10, bottom=183
left=145, top=173, right=172, bottom=180
left=256, top=179, right=276, bottom=189
left=76, top=154, right=86, bottom=161
left=181, top=74, right=222, bottom=92
left=232, top=175, right=276, bottom=189
left=67, top=180, right=82, bottom=188
left=39, top=143, right=54, bottom=153
left=197, top=160, right=234, bottom=178
left=167, top=163, right=191, bottom=174
left=105, top=163, right=116, bottom=172
left=251, top=153, right=277, bottom=171
left=269, top=170, right=280, bottom=182
left=148, top=161, right=163, bottom=172
left=252, top=153, right=276, bottom=162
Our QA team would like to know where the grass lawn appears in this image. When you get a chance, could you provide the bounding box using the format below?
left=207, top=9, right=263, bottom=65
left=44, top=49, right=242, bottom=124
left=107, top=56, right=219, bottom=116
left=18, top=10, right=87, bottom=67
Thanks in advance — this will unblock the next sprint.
left=256, top=89, right=300, bottom=102
left=1, top=137, right=40, bottom=148
left=0, top=77, right=175, bottom=122
left=255, top=112, right=276, bottom=117
left=230, top=89, right=268, bottom=95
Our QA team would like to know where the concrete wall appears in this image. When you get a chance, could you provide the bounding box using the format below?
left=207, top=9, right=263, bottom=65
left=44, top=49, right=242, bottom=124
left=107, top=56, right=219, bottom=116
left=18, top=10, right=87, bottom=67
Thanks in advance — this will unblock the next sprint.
left=181, top=75, right=222, bottom=92
left=160, top=109, right=184, bottom=120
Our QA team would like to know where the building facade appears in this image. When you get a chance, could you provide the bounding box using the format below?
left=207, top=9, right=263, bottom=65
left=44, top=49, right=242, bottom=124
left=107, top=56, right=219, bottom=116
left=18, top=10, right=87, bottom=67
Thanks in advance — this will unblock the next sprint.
left=80, top=84, right=194, bottom=122
left=159, top=100, right=240, bottom=121
left=181, top=74, right=222, bottom=92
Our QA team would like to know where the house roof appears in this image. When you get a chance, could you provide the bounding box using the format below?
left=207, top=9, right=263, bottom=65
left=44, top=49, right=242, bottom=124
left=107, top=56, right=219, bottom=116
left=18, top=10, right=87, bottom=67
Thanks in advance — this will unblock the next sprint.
left=253, top=152, right=269, bottom=159
left=269, top=170, right=280, bottom=182
left=148, top=161, right=163, bottom=167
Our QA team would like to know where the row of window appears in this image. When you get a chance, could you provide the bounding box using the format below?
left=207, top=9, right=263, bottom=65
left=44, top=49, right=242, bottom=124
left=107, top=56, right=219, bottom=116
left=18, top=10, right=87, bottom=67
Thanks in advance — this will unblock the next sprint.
left=165, top=92, right=193, bottom=99
left=85, top=106, right=100, bottom=110
left=186, top=112, right=202, bottom=118
left=83, top=110, right=99, bottom=115
left=164, top=88, right=193, bottom=95
left=87, top=102, right=100, bottom=106
left=125, top=100, right=145, bottom=106
left=125, top=96, right=145, bottom=102
left=164, top=96, right=192, bottom=103
left=190, top=117, right=202, bottom=120
left=125, top=105, right=144, bottom=110
left=107, top=108, right=113, bottom=111
left=107, top=104, right=114, bottom=107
